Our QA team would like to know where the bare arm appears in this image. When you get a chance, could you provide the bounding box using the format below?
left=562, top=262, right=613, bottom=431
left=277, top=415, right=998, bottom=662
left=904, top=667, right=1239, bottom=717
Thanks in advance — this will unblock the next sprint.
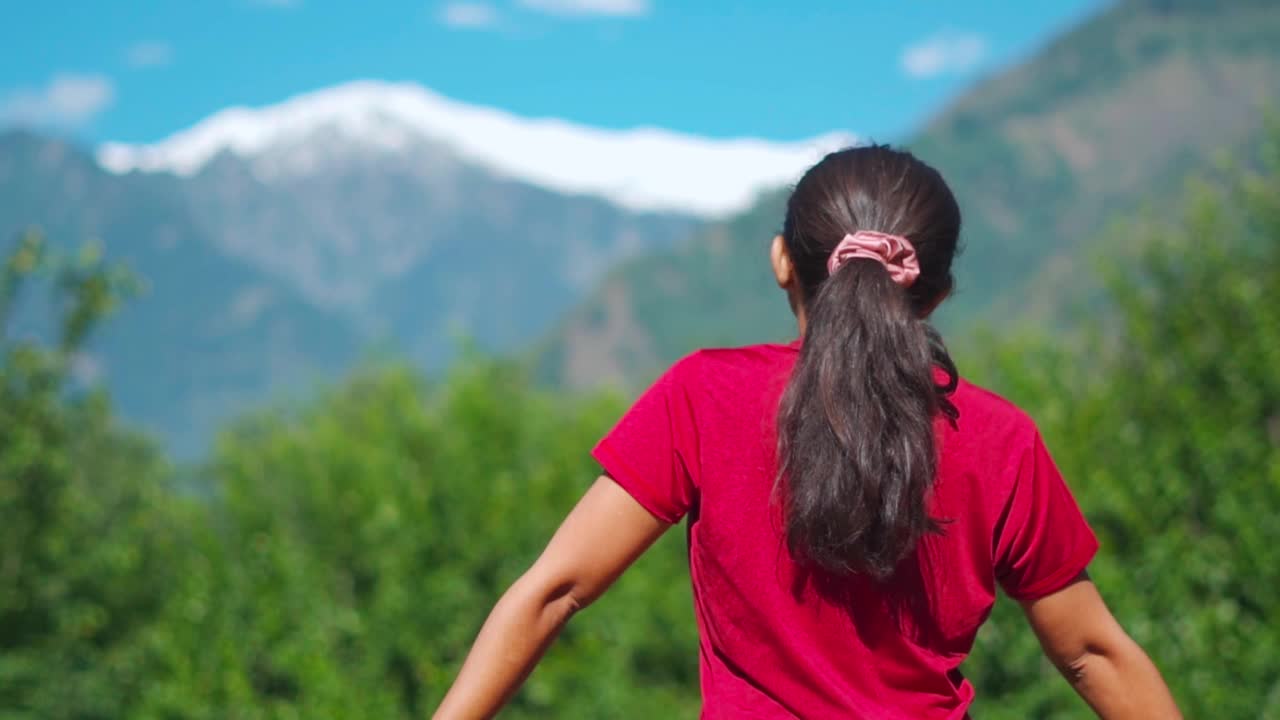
left=432, top=476, right=670, bottom=719
left=1022, top=573, right=1180, bottom=719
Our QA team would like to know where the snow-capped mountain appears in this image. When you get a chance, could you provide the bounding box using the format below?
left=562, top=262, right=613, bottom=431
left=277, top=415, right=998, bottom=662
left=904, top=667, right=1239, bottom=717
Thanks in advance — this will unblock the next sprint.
left=97, top=80, right=855, bottom=217
left=3, top=81, right=855, bottom=454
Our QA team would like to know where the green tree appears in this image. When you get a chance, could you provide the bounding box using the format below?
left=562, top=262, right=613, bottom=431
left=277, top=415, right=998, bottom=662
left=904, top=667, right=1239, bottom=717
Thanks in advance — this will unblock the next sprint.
left=139, top=358, right=699, bottom=718
left=963, top=135, right=1280, bottom=718
left=0, top=232, right=185, bottom=719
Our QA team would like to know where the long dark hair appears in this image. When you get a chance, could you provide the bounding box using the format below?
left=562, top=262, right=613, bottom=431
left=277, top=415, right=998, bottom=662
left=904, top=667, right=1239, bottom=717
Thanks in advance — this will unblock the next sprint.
left=776, top=145, right=961, bottom=580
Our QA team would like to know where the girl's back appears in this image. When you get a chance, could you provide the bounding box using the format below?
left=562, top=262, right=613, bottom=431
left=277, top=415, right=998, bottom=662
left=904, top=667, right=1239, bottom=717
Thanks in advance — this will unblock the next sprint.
left=595, top=341, right=1097, bottom=718
left=434, top=146, right=1178, bottom=720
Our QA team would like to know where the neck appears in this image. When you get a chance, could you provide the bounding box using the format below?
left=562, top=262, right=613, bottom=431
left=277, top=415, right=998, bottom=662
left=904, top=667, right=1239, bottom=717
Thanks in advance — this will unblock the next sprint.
left=788, top=287, right=808, bottom=336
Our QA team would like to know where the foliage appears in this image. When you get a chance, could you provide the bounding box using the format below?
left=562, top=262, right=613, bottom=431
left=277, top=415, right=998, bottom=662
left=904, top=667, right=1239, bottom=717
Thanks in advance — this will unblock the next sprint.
left=0, top=232, right=183, bottom=719
left=961, top=135, right=1280, bottom=718
left=135, top=361, right=698, bottom=718
left=3, top=137, right=1279, bottom=717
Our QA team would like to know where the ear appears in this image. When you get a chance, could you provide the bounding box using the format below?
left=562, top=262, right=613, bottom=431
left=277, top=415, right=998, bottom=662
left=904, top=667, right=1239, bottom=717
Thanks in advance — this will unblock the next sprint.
left=770, top=235, right=794, bottom=290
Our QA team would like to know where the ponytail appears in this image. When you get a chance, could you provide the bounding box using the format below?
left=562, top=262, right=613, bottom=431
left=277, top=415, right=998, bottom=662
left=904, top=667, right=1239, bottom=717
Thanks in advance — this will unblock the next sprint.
left=775, top=144, right=963, bottom=580
left=776, top=258, right=957, bottom=580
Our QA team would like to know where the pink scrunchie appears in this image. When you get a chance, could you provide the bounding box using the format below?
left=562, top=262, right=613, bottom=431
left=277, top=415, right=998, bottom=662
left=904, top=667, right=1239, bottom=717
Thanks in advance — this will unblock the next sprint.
left=826, top=230, right=921, bottom=287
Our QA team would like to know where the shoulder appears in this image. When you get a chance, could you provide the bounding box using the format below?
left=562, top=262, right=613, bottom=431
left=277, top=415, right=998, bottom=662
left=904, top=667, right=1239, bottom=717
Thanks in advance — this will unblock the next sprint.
left=645, top=342, right=798, bottom=408
left=665, top=340, right=800, bottom=384
left=950, top=377, right=1043, bottom=446
left=943, top=380, right=1058, bottom=503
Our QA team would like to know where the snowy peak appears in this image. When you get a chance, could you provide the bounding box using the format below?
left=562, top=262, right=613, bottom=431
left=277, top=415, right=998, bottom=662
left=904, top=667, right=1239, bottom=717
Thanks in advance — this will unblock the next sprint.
left=96, top=81, right=856, bottom=216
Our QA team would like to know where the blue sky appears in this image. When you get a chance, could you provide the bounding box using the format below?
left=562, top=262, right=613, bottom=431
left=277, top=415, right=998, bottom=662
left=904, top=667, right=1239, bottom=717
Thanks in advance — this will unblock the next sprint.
left=2, top=0, right=1106, bottom=145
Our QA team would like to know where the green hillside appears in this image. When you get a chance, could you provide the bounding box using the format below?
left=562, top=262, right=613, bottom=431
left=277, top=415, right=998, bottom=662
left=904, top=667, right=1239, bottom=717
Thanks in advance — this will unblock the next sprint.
left=540, top=0, right=1280, bottom=388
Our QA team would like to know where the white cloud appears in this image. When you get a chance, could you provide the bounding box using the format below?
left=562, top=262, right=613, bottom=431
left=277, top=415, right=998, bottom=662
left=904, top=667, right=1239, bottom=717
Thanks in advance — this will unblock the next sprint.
left=517, top=0, right=648, bottom=18
left=901, top=32, right=987, bottom=79
left=440, top=2, right=500, bottom=28
left=0, top=74, right=116, bottom=128
left=126, top=41, right=173, bottom=69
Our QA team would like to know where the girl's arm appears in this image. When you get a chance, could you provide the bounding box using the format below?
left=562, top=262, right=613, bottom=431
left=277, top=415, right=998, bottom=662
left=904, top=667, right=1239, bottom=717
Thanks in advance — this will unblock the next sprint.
left=1021, top=573, right=1181, bottom=719
left=432, top=476, right=670, bottom=720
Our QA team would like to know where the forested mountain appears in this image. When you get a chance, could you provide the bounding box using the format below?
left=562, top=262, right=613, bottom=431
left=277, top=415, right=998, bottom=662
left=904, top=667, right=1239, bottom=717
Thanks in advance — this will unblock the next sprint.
left=541, top=0, right=1280, bottom=388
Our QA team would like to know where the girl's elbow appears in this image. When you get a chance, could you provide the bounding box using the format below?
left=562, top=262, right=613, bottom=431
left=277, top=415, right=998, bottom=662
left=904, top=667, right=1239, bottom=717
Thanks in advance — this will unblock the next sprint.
left=509, top=569, right=591, bottom=625
left=551, top=588, right=585, bottom=624
left=1056, top=631, right=1144, bottom=685
left=1061, top=649, right=1099, bottom=686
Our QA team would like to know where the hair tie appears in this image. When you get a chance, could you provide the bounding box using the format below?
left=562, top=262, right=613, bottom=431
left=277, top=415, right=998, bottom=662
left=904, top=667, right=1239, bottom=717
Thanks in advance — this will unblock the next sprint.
left=826, top=230, right=921, bottom=287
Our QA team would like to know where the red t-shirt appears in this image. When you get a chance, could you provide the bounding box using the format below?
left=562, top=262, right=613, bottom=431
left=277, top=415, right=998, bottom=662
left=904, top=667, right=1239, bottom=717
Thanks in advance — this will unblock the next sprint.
left=592, top=340, right=1098, bottom=719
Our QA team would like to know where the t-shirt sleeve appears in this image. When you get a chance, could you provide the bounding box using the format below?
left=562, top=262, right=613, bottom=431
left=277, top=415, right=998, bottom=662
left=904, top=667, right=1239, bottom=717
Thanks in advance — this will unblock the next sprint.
left=591, top=357, right=700, bottom=524
left=994, top=429, right=1099, bottom=601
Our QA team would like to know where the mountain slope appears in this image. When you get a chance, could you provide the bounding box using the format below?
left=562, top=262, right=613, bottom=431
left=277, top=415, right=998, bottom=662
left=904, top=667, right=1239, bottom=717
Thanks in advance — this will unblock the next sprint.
left=176, top=136, right=698, bottom=367
left=2, top=124, right=702, bottom=451
left=9, top=72, right=857, bottom=452
left=541, top=0, right=1280, bottom=389
left=911, top=0, right=1280, bottom=323
left=0, top=132, right=355, bottom=454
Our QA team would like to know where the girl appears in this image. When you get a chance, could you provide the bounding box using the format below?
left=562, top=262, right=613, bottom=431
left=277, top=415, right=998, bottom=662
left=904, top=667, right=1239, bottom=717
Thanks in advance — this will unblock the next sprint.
left=434, top=146, right=1180, bottom=718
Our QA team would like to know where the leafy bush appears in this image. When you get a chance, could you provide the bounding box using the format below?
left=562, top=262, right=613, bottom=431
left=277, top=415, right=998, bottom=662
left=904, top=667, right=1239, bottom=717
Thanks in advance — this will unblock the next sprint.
left=0, top=233, right=186, bottom=719
left=963, top=136, right=1280, bottom=718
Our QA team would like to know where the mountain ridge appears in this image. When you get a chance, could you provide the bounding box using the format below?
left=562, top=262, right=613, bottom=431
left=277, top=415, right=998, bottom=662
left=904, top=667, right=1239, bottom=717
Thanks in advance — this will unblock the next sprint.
left=1, top=123, right=698, bottom=453
left=97, top=80, right=855, bottom=217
